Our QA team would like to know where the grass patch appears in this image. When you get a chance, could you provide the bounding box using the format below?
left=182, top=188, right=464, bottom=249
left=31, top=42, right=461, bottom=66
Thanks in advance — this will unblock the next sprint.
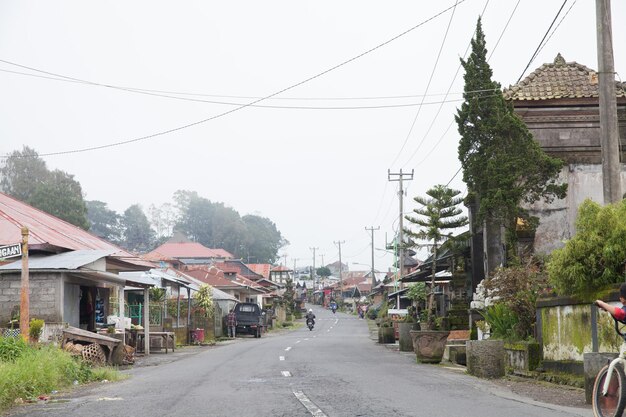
left=0, top=339, right=123, bottom=412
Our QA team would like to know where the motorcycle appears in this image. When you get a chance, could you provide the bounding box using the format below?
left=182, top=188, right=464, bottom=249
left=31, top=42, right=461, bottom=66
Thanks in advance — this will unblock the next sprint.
left=307, top=319, right=314, bottom=331
left=331, top=306, right=336, bottom=314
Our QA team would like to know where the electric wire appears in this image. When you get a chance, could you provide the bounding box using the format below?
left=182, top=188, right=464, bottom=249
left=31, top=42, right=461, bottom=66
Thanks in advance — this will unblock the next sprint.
left=389, top=0, right=460, bottom=169
left=516, top=0, right=569, bottom=84
left=534, top=0, right=578, bottom=59
left=1, top=1, right=468, bottom=159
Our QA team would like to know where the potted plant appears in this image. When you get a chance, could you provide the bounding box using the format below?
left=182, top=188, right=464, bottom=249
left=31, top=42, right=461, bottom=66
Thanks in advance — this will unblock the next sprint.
left=378, top=318, right=396, bottom=344
left=398, top=308, right=420, bottom=352
left=405, top=185, right=467, bottom=363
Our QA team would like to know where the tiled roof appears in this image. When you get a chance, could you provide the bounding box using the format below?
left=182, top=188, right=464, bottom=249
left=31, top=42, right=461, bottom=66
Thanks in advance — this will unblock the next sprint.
left=145, top=242, right=231, bottom=259
left=247, top=263, right=271, bottom=278
left=504, top=53, right=626, bottom=101
left=271, top=265, right=292, bottom=272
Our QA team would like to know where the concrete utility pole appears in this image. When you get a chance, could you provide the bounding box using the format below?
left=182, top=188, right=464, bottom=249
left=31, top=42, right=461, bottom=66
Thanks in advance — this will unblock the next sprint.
left=365, top=226, right=380, bottom=294
left=282, top=254, right=288, bottom=268
left=20, top=227, right=29, bottom=341
left=319, top=254, right=325, bottom=269
left=309, top=247, right=318, bottom=290
left=388, top=169, right=414, bottom=282
left=292, top=258, right=299, bottom=279
left=334, top=241, right=345, bottom=300
left=596, top=0, right=622, bottom=204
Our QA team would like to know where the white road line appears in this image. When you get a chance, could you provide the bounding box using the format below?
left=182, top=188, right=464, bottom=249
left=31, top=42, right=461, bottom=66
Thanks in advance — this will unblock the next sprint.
left=279, top=356, right=285, bottom=361
left=293, top=391, right=327, bottom=417
left=285, top=347, right=292, bottom=351
left=327, top=329, right=331, bottom=332
left=295, top=340, right=301, bottom=344
left=281, top=371, right=292, bottom=377
left=304, top=338, right=309, bottom=341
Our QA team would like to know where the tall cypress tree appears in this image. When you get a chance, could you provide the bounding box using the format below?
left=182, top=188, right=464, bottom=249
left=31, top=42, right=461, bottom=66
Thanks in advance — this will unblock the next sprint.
left=455, top=18, right=566, bottom=265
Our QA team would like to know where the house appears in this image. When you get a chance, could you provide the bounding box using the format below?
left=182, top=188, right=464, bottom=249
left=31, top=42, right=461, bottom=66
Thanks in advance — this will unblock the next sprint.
left=503, top=53, right=626, bottom=256
left=183, top=266, right=267, bottom=306
left=269, top=265, right=292, bottom=284
left=143, top=232, right=233, bottom=270
left=0, top=192, right=157, bottom=351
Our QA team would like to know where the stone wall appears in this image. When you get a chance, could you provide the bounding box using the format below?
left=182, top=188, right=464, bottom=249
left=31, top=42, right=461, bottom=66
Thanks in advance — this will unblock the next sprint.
left=0, top=272, right=62, bottom=324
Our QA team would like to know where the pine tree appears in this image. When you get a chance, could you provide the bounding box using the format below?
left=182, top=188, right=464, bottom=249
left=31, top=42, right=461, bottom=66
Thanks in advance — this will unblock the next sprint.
left=404, top=185, right=468, bottom=329
left=455, top=18, right=566, bottom=264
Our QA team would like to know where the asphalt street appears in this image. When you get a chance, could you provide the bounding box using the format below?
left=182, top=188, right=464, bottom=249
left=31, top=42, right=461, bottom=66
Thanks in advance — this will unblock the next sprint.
left=7, top=305, right=591, bottom=417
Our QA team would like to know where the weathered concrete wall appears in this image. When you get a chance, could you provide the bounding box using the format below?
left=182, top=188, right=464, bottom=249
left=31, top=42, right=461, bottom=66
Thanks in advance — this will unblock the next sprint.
left=504, top=341, right=541, bottom=373
left=467, top=340, right=505, bottom=379
left=0, top=272, right=62, bottom=323
left=539, top=297, right=622, bottom=362
left=527, top=165, right=626, bottom=255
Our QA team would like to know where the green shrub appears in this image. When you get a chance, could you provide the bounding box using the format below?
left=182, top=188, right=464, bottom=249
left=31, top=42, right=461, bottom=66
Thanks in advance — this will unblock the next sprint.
left=548, top=199, right=626, bottom=299
left=480, top=303, right=519, bottom=340
left=29, top=319, right=45, bottom=341
left=0, top=336, right=28, bottom=362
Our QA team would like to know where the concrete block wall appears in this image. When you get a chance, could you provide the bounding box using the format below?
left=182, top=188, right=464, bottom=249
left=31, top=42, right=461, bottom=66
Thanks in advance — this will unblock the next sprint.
left=0, top=272, right=62, bottom=324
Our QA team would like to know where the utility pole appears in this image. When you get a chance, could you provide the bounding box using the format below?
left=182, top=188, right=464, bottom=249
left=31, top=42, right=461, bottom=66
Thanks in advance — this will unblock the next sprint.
left=309, top=247, right=318, bottom=293
left=319, top=253, right=325, bottom=269
left=388, top=169, right=414, bottom=283
left=282, top=253, right=288, bottom=268
left=365, top=226, right=380, bottom=294
left=292, top=258, right=299, bottom=279
left=20, top=227, right=29, bottom=342
left=596, top=0, right=622, bottom=203
left=334, top=240, right=345, bottom=301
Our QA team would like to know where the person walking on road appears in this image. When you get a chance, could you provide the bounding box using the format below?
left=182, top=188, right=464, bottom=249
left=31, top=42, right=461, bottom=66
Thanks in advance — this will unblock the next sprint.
left=227, top=308, right=237, bottom=338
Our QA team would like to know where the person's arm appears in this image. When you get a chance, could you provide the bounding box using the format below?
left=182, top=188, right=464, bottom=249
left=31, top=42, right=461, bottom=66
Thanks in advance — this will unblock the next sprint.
left=596, top=299, right=626, bottom=321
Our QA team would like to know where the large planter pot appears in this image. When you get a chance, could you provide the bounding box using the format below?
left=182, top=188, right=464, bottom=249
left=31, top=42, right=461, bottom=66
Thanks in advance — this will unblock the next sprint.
left=467, top=339, right=505, bottom=378
left=378, top=326, right=395, bottom=344
left=410, top=330, right=450, bottom=364
left=398, top=322, right=420, bottom=352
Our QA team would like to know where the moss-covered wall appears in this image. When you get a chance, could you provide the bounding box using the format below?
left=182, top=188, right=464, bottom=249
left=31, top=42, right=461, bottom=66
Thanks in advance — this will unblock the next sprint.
left=541, top=304, right=592, bottom=361
left=540, top=299, right=623, bottom=361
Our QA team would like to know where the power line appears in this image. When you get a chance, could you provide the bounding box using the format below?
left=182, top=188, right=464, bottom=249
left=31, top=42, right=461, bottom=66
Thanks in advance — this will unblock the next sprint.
left=534, top=0, right=578, bottom=59
left=516, top=0, right=569, bottom=84
left=389, top=0, right=461, bottom=168
left=0, top=65, right=500, bottom=102
left=0, top=1, right=467, bottom=158
left=487, top=0, right=521, bottom=62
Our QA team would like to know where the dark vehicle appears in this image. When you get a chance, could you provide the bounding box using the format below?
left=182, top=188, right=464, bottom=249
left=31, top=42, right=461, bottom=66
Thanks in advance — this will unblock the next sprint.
left=234, top=302, right=263, bottom=338
left=307, top=320, right=314, bottom=331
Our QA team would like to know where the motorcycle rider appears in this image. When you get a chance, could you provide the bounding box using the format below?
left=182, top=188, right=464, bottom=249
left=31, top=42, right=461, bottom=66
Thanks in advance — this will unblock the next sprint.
left=305, top=309, right=316, bottom=326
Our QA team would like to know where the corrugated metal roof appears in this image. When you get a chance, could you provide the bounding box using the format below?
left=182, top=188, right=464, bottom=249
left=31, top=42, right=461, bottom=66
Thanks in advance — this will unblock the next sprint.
left=145, top=242, right=233, bottom=259
left=0, top=249, right=114, bottom=270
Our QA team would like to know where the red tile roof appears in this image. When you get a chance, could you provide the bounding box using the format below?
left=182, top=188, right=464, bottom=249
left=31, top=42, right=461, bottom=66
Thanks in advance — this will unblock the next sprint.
left=247, top=263, right=271, bottom=279
left=271, top=265, right=292, bottom=272
left=504, top=53, right=626, bottom=101
left=0, top=192, right=152, bottom=268
left=145, top=242, right=233, bottom=259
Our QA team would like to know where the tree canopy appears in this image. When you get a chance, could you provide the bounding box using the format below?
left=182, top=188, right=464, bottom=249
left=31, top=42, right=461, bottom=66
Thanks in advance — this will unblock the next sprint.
left=121, top=204, right=155, bottom=253
left=455, top=19, right=566, bottom=244
left=1, top=146, right=89, bottom=230
left=548, top=199, right=626, bottom=298
left=86, top=200, right=122, bottom=244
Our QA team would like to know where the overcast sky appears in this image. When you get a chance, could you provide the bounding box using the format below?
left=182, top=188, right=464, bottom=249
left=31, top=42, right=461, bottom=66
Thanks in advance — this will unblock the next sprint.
left=0, top=1, right=624, bottom=272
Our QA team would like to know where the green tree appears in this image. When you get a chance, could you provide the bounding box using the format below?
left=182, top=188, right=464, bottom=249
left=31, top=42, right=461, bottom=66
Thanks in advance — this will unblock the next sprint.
left=404, top=185, right=468, bottom=329
left=86, top=200, right=122, bottom=243
left=243, top=214, right=288, bottom=264
left=548, top=199, right=626, bottom=298
left=1, top=147, right=89, bottom=229
left=120, top=204, right=155, bottom=253
left=29, top=169, right=89, bottom=230
left=316, top=266, right=331, bottom=278
left=455, top=18, right=566, bottom=265
left=0, top=146, right=48, bottom=203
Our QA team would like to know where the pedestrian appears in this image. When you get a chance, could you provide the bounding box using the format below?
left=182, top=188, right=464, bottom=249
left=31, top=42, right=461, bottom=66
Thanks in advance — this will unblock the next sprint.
left=227, top=308, right=237, bottom=338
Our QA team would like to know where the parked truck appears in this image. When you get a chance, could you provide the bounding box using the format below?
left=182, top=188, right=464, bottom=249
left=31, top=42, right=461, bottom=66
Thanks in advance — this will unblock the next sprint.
left=234, top=302, right=263, bottom=338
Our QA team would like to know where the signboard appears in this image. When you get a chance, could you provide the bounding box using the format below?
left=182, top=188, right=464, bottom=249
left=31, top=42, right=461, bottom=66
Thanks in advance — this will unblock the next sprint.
left=0, top=243, right=22, bottom=259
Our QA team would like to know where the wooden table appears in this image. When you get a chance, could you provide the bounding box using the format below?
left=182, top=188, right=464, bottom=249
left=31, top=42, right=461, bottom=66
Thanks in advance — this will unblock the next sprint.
left=61, top=326, right=121, bottom=363
left=133, top=331, right=176, bottom=354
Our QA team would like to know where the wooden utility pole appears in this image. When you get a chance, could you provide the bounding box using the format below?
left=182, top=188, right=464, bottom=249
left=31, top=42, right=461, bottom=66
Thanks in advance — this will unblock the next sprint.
left=334, top=241, right=345, bottom=300
left=20, top=227, right=29, bottom=341
left=365, top=226, right=380, bottom=293
left=309, top=247, right=318, bottom=292
left=388, top=169, right=414, bottom=281
left=596, top=0, right=622, bottom=203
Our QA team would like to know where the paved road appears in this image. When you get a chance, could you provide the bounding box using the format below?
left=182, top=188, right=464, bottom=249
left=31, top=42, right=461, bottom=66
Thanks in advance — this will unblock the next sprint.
left=9, top=305, right=590, bottom=417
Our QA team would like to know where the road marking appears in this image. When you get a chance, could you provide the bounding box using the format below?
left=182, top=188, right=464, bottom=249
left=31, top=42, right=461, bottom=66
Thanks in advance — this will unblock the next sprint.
left=295, top=340, right=301, bottom=344
left=281, top=371, right=292, bottom=377
left=279, top=356, right=285, bottom=361
left=293, top=391, right=327, bottom=417
left=327, top=329, right=331, bottom=332
left=304, top=338, right=309, bottom=341
left=285, top=347, right=292, bottom=351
